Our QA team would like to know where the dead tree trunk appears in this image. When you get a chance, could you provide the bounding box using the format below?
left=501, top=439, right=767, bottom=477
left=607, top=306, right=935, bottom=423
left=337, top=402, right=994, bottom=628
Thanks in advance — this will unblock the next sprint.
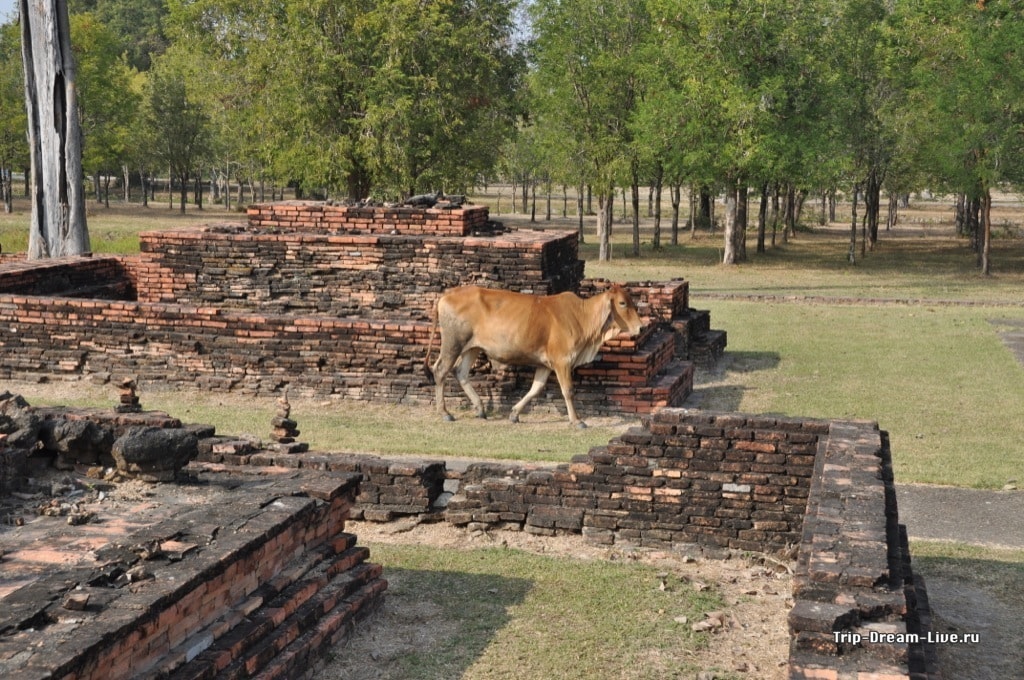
left=21, top=0, right=90, bottom=258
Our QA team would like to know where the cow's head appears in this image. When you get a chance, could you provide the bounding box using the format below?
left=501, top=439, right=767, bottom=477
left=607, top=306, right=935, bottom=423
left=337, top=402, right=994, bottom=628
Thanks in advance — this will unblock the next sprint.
left=605, top=284, right=643, bottom=338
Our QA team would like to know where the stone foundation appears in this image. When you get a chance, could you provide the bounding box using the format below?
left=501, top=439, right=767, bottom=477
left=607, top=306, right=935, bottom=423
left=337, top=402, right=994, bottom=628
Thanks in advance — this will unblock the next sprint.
left=0, top=202, right=722, bottom=416
left=2, top=397, right=941, bottom=679
left=200, top=409, right=940, bottom=679
left=0, top=402, right=386, bottom=680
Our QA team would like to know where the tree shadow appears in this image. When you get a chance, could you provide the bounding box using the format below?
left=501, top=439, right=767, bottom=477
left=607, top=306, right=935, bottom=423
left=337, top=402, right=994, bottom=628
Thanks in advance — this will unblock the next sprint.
left=322, top=566, right=533, bottom=679
left=909, top=551, right=1024, bottom=680
left=689, top=350, right=781, bottom=412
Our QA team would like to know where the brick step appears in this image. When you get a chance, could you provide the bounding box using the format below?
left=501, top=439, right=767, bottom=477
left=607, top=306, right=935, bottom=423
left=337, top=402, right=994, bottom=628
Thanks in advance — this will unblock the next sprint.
left=577, top=328, right=677, bottom=385
left=157, top=536, right=360, bottom=677
left=214, top=563, right=384, bottom=680
left=599, top=357, right=693, bottom=413
left=164, top=543, right=384, bottom=680
left=247, top=571, right=387, bottom=680
left=690, top=329, right=727, bottom=368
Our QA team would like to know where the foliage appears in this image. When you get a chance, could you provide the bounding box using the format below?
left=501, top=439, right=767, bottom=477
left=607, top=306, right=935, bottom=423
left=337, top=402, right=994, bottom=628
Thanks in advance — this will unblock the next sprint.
left=71, top=13, right=140, bottom=196
left=529, top=0, right=650, bottom=260
left=0, top=21, right=26, bottom=207
left=164, top=0, right=523, bottom=201
left=144, top=53, right=211, bottom=211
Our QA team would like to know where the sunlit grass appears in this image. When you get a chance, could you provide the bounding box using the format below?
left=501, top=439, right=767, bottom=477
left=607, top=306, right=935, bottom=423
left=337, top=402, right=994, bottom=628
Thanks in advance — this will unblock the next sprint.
left=700, top=302, right=1024, bottom=488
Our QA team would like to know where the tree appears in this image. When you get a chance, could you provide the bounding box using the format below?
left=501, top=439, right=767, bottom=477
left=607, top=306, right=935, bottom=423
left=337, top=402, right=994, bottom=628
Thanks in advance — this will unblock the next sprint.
left=69, top=0, right=168, bottom=71
left=530, top=0, right=648, bottom=261
left=145, top=59, right=209, bottom=213
left=166, top=0, right=523, bottom=201
left=0, top=21, right=28, bottom=213
left=20, top=0, right=90, bottom=258
left=359, top=0, right=524, bottom=198
left=72, top=12, right=139, bottom=207
left=891, top=0, right=1024, bottom=275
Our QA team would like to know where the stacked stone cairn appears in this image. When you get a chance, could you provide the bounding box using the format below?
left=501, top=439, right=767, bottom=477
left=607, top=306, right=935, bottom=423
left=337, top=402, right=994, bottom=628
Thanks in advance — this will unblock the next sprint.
left=115, top=376, right=141, bottom=413
left=269, top=391, right=308, bottom=453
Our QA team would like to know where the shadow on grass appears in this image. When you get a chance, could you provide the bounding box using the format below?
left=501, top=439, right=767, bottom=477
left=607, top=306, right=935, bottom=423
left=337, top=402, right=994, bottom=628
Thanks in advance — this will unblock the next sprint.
left=323, top=566, right=533, bottom=680
left=691, top=350, right=780, bottom=411
left=908, top=548, right=1024, bottom=680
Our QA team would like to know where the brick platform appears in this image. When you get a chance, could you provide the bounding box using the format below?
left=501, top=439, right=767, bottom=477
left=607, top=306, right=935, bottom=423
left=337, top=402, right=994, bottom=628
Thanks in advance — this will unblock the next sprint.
left=0, top=202, right=722, bottom=417
left=0, top=407, right=385, bottom=680
left=246, top=201, right=490, bottom=236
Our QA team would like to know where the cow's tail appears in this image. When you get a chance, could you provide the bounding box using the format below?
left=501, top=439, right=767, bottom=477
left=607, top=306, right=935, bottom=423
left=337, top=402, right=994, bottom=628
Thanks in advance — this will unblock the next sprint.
left=423, top=297, right=439, bottom=385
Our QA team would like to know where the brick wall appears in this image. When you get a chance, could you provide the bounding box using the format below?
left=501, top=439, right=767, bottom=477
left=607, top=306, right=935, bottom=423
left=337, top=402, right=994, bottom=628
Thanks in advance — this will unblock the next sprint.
left=235, top=409, right=939, bottom=679
left=2, top=395, right=941, bottom=679
left=134, top=226, right=584, bottom=320
left=0, top=255, right=134, bottom=300
left=247, top=201, right=490, bottom=236
left=445, top=409, right=824, bottom=551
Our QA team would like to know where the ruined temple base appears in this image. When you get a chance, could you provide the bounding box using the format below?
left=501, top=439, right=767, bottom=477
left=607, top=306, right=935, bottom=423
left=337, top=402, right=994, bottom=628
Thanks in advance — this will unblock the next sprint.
left=0, top=460, right=385, bottom=680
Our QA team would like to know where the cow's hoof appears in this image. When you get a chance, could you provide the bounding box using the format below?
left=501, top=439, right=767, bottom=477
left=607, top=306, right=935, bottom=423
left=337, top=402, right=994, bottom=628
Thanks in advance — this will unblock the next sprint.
left=443, top=414, right=456, bottom=422
left=509, top=413, right=520, bottom=424
left=574, top=421, right=588, bottom=430
left=475, top=411, right=487, bottom=420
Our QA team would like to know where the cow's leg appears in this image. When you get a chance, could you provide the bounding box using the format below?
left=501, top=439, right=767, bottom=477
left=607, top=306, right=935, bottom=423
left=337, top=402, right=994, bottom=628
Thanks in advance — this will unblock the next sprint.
left=553, top=364, right=586, bottom=428
left=432, top=344, right=462, bottom=422
left=509, top=367, right=552, bottom=423
left=454, top=349, right=487, bottom=418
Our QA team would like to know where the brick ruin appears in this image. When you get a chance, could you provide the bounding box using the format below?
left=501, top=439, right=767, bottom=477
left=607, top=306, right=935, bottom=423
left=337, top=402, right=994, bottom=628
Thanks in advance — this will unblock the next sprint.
left=1, top=397, right=941, bottom=679
left=0, top=201, right=723, bottom=415
left=0, top=394, right=385, bottom=680
left=0, top=202, right=940, bottom=678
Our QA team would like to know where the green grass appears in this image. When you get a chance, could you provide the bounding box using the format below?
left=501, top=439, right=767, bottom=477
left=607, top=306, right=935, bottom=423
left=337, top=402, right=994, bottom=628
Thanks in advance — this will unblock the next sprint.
left=699, top=302, right=1024, bottom=488
left=357, top=543, right=725, bottom=680
left=4, top=380, right=628, bottom=463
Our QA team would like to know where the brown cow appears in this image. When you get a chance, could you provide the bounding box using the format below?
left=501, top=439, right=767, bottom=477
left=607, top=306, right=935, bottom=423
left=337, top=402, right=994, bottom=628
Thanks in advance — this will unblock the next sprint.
left=424, top=284, right=643, bottom=428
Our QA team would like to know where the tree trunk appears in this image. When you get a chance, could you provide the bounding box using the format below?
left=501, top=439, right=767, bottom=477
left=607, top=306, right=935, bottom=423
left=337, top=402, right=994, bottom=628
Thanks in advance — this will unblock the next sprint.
left=865, top=170, right=880, bottom=251
left=630, top=163, right=640, bottom=257
left=723, top=181, right=736, bottom=264
left=757, top=183, right=768, bottom=253
left=2, top=168, right=12, bottom=213
left=179, top=171, right=188, bottom=213
left=886, top=193, right=897, bottom=231
left=769, top=184, right=780, bottom=247
left=698, top=186, right=712, bottom=232
left=597, top=189, right=613, bottom=261
left=737, top=183, right=748, bottom=261
left=530, top=181, right=536, bottom=222
left=576, top=183, right=585, bottom=243
left=652, top=163, right=663, bottom=250
left=670, top=183, right=680, bottom=246
left=122, top=164, right=130, bottom=203
left=980, top=188, right=992, bottom=275
left=848, top=183, right=859, bottom=264
left=21, top=0, right=90, bottom=258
